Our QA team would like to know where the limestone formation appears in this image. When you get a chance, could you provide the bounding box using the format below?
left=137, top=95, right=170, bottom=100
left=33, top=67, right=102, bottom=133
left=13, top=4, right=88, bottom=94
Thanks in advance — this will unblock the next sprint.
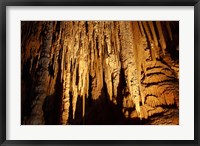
left=21, top=21, right=179, bottom=125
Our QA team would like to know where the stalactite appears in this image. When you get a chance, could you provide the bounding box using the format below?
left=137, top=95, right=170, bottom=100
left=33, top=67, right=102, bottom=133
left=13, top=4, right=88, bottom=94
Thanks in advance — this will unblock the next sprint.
left=103, top=21, right=121, bottom=104
left=148, top=21, right=160, bottom=60
left=21, top=21, right=179, bottom=125
left=88, top=21, right=104, bottom=101
left=166, top=21, right=173, bottom=41
left=61, top=22, right=71, bottom=124
left=142, top=22, right=153, bottom=61
left=132, top=22, right=145, bottom=105
left=156, top=21, right=167, bottom=55
left=131, top=21, right=179, bottom=120
left=77, top=21, right=89, bottom=123
left=119, top=21, right=141, bottom=118
left=71, top=22, right=80, bottom=120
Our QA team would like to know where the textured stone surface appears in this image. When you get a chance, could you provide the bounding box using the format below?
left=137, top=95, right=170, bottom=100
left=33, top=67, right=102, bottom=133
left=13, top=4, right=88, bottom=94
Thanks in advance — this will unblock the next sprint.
left=21, top=21, right=179, bottom=125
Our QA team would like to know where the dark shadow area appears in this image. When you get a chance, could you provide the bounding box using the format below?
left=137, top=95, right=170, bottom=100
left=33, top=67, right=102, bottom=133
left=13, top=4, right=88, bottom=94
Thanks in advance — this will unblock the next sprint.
left=43, top=54, right=63, bottom=125
left=21, top=58, right=38, bottom=124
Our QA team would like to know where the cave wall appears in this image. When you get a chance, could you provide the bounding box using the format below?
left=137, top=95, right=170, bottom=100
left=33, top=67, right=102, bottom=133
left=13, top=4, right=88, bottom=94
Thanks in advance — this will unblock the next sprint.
left=21, top=21, right=179, bottom=125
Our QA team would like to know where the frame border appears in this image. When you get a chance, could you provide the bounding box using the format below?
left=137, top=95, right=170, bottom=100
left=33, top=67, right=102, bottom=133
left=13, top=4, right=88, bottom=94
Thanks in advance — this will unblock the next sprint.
left=0, top=0, right=199, bottom=145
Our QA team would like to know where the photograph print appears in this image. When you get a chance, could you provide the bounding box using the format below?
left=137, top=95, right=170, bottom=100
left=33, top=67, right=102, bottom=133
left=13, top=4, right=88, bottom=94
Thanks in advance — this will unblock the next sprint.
left=21, top=21, right=179, bottom=125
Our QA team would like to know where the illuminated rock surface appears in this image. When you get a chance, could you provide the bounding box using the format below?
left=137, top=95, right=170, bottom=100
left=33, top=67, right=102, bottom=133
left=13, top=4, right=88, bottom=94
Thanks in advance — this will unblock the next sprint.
left=21, top=21, right=179, bottom=125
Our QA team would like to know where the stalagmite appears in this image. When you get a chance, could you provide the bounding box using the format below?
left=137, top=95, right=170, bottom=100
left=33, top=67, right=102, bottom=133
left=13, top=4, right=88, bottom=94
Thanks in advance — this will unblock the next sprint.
left=26, top=22, right=53, bottom=124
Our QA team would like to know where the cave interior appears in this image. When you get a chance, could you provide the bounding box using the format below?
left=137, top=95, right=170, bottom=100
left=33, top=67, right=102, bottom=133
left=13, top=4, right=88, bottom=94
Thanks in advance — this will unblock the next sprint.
left=21, top=21, right=179, bottom=125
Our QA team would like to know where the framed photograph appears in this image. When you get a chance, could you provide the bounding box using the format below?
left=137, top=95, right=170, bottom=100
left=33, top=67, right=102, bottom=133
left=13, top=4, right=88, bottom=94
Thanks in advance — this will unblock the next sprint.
left=0, top=0, right=199, bottom=145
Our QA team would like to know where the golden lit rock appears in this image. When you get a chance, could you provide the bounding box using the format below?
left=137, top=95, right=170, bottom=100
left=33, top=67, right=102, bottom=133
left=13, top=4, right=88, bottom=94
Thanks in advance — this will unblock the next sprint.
left=21, top=21, right=179, bottom=125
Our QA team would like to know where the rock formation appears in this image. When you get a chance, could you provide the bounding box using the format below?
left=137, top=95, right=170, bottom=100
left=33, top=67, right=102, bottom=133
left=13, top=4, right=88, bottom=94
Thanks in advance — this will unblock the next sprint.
left=21, top=21, right=179, bottom=125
